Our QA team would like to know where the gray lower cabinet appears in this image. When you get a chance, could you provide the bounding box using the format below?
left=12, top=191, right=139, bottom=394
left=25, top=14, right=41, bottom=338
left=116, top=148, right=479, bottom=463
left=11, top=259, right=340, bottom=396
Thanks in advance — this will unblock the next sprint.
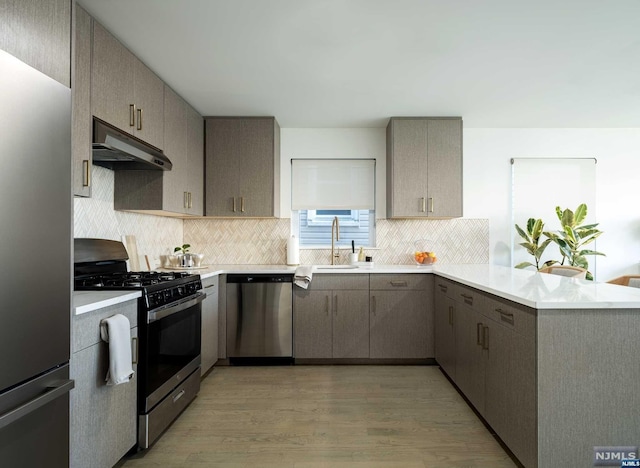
left=201, top=275, right=219, bottom=376
left=443, top=277, right=537, bottom=468
left=386, top=117, right=462, bottom=218
left=72, top=2, right=92, bottom=197
left=0, top=0, right=71, bottom=87
left=434, top=279, right=456, bottom=378
left=293, top=274, right=369, bottom=359
left=92, top=20, right=164, bottom=149
left=205, top=117, right=280, bottom=217
left=114, top=86, right=204, bottom=216
left=369, top=274, right=433, bottom=359
left=70, top=300, right=138, bottom=468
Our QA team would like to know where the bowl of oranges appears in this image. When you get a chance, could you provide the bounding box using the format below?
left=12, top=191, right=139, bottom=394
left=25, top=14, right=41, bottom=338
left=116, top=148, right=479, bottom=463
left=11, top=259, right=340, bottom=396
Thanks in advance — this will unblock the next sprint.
left=413, top=240, right=437, bottom=266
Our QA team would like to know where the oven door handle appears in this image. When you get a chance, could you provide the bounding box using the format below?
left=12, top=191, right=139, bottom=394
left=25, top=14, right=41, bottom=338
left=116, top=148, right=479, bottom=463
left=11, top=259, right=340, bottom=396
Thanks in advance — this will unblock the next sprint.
left=147, top=292, right=206, bottom=323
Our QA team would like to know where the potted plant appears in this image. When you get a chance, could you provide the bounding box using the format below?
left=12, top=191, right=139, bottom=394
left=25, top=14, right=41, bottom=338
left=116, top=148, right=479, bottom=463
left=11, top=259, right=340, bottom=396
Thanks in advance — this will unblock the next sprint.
left=514, top=218, right=557, bottom=270
left=174, top=244, right=192, bottom=267
left=543, top=204, right=605, bottom=280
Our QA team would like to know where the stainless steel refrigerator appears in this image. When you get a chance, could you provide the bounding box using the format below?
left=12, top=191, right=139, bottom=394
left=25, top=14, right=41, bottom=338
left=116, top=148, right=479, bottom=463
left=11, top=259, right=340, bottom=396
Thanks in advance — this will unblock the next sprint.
left=0, top=49, right=74, bottom=466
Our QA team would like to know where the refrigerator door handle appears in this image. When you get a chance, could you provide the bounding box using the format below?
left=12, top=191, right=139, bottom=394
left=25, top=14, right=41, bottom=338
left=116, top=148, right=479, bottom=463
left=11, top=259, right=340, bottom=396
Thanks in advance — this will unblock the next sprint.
left=0, top=379, right=74, bottom=430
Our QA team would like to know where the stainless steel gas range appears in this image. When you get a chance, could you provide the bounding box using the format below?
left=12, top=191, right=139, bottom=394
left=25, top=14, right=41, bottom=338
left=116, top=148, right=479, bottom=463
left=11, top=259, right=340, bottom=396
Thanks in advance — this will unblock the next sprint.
left=74, top=238, right=203, bottom=449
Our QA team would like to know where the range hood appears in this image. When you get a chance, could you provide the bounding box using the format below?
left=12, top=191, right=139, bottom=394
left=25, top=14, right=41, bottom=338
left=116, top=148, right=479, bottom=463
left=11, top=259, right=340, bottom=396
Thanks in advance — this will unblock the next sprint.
left=92, top=118, right=172, bottom=171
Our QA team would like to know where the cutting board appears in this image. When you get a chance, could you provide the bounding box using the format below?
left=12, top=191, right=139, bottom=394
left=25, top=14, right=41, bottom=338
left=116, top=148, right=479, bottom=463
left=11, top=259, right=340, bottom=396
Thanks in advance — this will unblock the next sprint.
left=121, top=235, right=141, bottom=271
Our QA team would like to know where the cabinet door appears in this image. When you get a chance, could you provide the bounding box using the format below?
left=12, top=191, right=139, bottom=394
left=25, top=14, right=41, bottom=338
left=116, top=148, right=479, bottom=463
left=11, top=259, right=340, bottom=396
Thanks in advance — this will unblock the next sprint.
left=387, top=118, right=428, bottom=217
left=186, top=104, right=204, bottom=216
left=162, top=86, right=188, bottom=213
left=70, top=326, right=137, bottom=468
left=484, top=321, right=537, bottom=468
left=294, top=289, right=332, bottom=359
left=0, top=0, right=71, bottom=86
left=370, top=290, right=428, bottom=359
left=454, top=303, right=485, bottom=413
left=201, top=277, right=219, bottom=375
left=133, top=57, right=164, bottom=149
left=72, top=3, right=91, bottom=197
left=238, top=118, right=276, bottom=217
left=332, top=290, right=369, bottom=358
left=91, top=21, right=134, bottom=132
left=205, top=118, right=241, bottom=216
left=434, top=291, right=456, bottom=379
left=426, top=119, right=462, bottom=217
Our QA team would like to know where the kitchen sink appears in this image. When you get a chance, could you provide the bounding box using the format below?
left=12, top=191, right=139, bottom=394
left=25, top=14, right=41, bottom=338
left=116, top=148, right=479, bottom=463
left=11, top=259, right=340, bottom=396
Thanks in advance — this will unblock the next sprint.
left=315, top=265, right=359, bottom=269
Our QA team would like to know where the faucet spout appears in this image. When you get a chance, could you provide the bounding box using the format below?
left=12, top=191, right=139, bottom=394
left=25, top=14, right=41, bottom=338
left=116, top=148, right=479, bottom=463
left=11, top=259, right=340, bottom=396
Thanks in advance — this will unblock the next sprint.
left=331, top=216, right=340, bottom=265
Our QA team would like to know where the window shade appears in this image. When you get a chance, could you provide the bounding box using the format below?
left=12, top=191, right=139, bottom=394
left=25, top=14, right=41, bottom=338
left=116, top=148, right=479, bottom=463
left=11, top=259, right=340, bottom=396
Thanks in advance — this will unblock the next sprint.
left=291, top=159, right=375, bottom=210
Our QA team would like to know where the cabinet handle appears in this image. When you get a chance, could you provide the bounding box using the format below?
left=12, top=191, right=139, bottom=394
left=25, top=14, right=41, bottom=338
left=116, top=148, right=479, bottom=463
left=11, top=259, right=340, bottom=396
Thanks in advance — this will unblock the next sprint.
left=372, top=295, right=376, bottom=316
left=172, top=389, right=186, bottom=403
left=240, top=197, right=245, bottom=213
left=129, top=104, right=136, bottom=126
left=132, top=337, right=138, bottom=364
left=232, top=197, right=237, bottom=212
left=204, top=284, right=215, bottom=289
left=497, top=308, right=515, bottom=325
left=482, top=326, right=490, bottom=350
left=334, top=295, right=338, bottom=315
left=82, top=159, right=91, bottom=187
left=438, top=283, right=448, bottom=293
left=428, top=197, right=434, bottom=213
left=390, top=281, right=408, bottom=287
left=184, top=192, right=188, bottom=209
left=476, top=322, right=483, bottom=346
left=188, top=192, right=192, bottom=209
left=461, top=293, right=473, bottom=305
left=137, top=108, right=143, bottom=130
left=420, top=197, right=426, bottom=213
left=448, top=305, right=453, bottom=326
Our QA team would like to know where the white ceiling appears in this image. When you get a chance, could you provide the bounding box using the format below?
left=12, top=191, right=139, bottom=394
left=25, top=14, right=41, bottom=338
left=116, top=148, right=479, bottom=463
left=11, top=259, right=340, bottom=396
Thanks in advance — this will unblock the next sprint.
left=78, top=0, right=640, bottom=128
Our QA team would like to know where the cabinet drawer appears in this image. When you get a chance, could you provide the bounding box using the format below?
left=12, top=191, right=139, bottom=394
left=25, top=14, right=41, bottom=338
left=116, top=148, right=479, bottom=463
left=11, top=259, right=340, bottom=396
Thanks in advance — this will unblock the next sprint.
left=370, top=274, right=430, bottom=290
left=484, top=295, right=536, bottom=338
left=434, top=277, right=458, bottom=299
left=454, top=284, right=485, bottom=312
left=73, top=299, right=137, bottom=353
left=307, top=274, right=369, bottom=290
left=202, top=275, right=217, bottom=289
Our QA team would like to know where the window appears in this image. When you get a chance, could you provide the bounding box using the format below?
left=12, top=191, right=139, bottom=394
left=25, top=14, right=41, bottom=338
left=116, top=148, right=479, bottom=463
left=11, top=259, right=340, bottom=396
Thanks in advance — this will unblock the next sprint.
left=292, top=209, right=375, bottom=247
left=291, top=159, right=376, bottom=248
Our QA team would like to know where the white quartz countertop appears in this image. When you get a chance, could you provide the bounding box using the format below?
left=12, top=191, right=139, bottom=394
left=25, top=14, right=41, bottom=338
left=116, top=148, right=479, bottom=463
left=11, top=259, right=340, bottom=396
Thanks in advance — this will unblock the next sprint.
left=75, top=263, right=640, bottom=313
left=73, top=290, right=141, bottom=316
left=434, top=264, right=640, bottom=309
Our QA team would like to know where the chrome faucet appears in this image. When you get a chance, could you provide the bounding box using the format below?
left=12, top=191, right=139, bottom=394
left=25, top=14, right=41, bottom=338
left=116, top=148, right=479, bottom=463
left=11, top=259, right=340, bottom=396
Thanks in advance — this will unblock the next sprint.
left=331, top=216, right=340, bottom=265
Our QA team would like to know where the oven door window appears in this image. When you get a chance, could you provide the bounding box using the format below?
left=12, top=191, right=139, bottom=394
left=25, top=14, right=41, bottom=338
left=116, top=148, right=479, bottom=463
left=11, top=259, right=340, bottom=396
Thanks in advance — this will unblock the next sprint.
left=145, top=304, right=201, bottom=399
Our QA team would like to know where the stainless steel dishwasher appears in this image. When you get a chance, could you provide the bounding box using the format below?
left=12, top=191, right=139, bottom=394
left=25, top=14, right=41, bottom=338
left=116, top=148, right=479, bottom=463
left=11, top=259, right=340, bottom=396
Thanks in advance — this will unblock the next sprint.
left=226, top=274, right=293, bottom=360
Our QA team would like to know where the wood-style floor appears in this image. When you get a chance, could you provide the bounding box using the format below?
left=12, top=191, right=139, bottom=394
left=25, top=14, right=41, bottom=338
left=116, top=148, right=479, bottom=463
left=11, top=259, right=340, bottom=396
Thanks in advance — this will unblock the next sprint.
left=119, top=366, right=516, bottom=467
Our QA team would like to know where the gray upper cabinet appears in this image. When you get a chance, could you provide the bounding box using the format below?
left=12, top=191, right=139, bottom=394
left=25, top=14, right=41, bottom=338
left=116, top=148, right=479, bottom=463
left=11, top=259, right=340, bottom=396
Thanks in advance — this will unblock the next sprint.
left=72, top=3, right=92, bottom=197
left=205, top=117, right=281, bottom=217
left=0, top=0, right=71, bottom=87
left=114, top=86, right=204, bottom=216
left=386, top=117, right=462, bottom=218
left=91, top=20, right=164, bottom=149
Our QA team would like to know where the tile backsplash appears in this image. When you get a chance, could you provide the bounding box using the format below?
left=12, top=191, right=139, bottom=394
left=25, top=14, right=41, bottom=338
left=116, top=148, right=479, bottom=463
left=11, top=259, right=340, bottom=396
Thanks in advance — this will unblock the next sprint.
left=74, top=166, right=183, bottom=265
left=75, top=166, right=488, bottom=267
left=184, top=218, right=489, bottom=265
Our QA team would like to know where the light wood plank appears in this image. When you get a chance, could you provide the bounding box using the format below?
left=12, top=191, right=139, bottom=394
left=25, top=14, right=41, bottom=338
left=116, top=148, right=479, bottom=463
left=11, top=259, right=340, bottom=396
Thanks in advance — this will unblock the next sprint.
left=117, top=366, right=515, bottom=468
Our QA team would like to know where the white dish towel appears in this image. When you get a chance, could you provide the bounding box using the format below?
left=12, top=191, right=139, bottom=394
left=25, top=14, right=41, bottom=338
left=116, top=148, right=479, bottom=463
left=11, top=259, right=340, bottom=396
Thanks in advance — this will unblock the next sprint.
left=100, top=314, right=134, bottom=386
left=294, top=265, right=313, bottom=289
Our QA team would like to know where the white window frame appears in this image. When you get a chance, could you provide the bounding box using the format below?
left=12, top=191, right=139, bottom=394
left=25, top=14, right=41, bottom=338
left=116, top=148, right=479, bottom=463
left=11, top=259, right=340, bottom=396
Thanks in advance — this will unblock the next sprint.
left=306, top=209, right=361, bottom=227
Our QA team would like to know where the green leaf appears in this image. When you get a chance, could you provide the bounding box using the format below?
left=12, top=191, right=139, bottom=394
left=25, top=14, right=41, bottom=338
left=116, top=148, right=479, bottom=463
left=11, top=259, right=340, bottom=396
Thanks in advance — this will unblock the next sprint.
left=532, top=219, right=544, bottom=240
left=573, top=204, right=587, bottom=225
left=542, top=259, right=559, bottom=267
left=526, top=218, right=536, bottom=235
left=174, top=246, right=181, bottom=252
left=515, top=261, right=535, bottom=269
left=578, top=249, right=606, bottom=257
left=561, top=208, right=574, bottom=228
left=515, top=224, right=529, bottom=241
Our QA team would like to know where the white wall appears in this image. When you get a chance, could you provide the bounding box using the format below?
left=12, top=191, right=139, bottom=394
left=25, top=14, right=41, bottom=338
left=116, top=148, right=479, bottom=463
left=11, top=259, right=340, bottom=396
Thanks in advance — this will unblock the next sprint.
left=464, top=128, right=640, bottom=281
left=281, top=127, right=640, bottom=281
